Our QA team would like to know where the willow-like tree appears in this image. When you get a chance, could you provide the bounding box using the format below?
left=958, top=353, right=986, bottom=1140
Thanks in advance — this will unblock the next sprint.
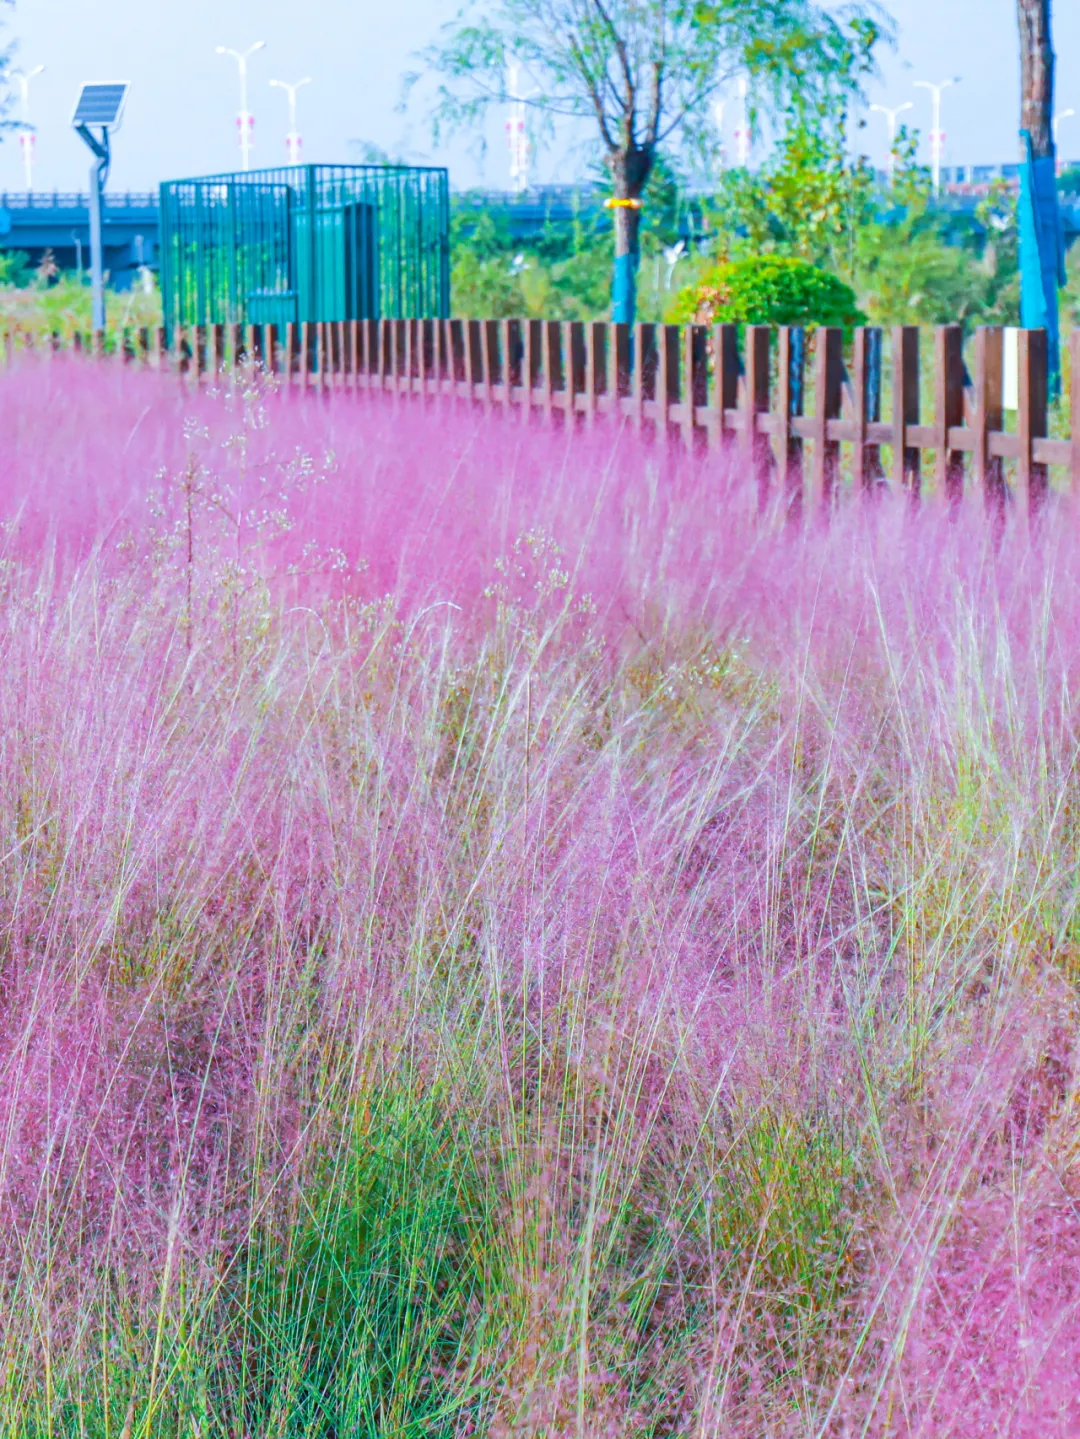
left=419, top=0, right=888, bottom=323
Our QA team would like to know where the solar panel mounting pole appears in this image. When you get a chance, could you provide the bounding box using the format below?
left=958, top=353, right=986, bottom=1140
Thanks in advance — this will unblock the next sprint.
left=72, top=83, right=129, bottom=335
left=79, top=126, right=109, bottom=330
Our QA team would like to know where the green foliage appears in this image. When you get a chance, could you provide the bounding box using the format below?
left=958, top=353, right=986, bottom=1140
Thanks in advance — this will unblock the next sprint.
left=450, top=209, right=530, bottom=319
left=852, top=139, right=1020, bottom=326
left=710, top=116, right=877, bottom=274
left=0, top=250, right=31, bottom=287
left=699, top=117, right=1024, bottom=329
left=0, top=266, right=163, bottom=337
left=416, top=0, right=886, bottom=163
left=1058, top=163, right=1080, bottom=203
left=668, top=254, right=864, bottom=328
left=238, top=1084, right=493, bottom=1437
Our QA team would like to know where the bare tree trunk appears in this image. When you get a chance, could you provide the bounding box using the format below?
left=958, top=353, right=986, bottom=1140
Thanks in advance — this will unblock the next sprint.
left=1017, top=0, right=1054, bottom=157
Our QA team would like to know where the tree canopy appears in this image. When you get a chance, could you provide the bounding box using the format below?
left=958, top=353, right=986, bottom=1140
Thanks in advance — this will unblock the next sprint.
left=417, top=0, right=890, bottom=191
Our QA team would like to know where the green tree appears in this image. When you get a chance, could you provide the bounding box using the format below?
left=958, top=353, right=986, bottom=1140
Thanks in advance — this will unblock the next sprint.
left=416, top=0, right=890, bottom=324
left=852, top=135, right=1019, bottom=325
left=709, top=113, right=876, bottom=276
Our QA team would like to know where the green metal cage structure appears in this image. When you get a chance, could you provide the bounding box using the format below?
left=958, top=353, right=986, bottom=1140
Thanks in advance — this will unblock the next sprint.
left=159, top=163, right=450, bottom=338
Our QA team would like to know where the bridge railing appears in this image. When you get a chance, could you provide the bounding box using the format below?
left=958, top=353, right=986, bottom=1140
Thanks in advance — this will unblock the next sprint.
left=0, top=192, right=159, bottom=211
left=5, top=318, right=1080, bottom=509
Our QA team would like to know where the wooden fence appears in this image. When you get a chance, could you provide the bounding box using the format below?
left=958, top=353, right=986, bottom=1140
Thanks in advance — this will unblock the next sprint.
left=10, top=318, right=1080, bottom=508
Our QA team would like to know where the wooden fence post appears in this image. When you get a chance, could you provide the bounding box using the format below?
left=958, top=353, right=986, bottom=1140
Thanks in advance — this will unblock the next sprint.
left=1018, top=327, right=1049, bottom=517
left=348, top=321, right=360, bottom=389
left=658, top=324, right=679, bottom=436
left=685, top=325, right=707, bottom=450
left=742, top=325, right=771, bottom=506
left=892, top=326, right=921, bottom=497
left=539, top=321, right=556, bottom=423
left=586, top=321, right=604, bottom=425
left=776, top=326, right=805, bottom=518
left=635, top=324, right=658, bottom=435
left=498, top=319, right=512, bottom=408
left=569, top=321, right=587, bottom=424
left=852, top=327, right=884, bottom=492
left=478, top=320, right=495, bottom=405
left=972, top=327, right=1005, bottom=517
left=935, top=325, right=966, bottom=511
left=210, top=323, right=224, bottom=374
left=305, top=321, right=317, bottom=388
left=379, top=319, right=391, bottom=390
left=447, top=319, right=464, bottom=394
left=559, top=322, right=575, bottom=422
left=402, top=320, right=413, bottom=395
left=465, top=319, right=483, bottom=402
left=283, top=323, right=297, bottom=388
left=391, top=320, right=403, bottom=393
left=522, top=319, right=539, bottom=419
left=711, top=324, right=739, bottom=451
left=611, top=323, right=631, bottom=423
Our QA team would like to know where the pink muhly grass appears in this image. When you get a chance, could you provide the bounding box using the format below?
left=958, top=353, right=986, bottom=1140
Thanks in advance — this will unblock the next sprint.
left=0, top=355, right=1078, bottom=1433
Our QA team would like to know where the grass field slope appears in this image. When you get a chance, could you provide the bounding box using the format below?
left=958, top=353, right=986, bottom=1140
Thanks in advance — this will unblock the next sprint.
left=0, top=358, right=1079, bottom=1437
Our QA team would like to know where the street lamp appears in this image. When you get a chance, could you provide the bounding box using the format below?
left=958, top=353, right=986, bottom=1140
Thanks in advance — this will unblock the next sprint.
left=914, top=78, right=959, bottom=196
left=732, top=76, right=750, bottom=167
left=505, top=63, right=536, bottom=193
left=713, top=98, right=727, bottom=172
left=12, top=65, right=45, bottom=192
left=869, top=101, right=913, bottom=182
left=1054, top=108, right=1075, bottom=149
left=216, top=41, right=265, bottom=171
left=269, top=77, right=310, bottom=166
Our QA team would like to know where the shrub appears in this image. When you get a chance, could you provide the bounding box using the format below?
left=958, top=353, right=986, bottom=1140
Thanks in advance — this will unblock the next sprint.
left=667, top=253, right=865, bottom=329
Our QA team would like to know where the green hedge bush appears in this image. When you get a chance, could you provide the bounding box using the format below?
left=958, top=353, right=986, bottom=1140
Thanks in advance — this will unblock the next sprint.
left=668, top=254, right=865, bottom=329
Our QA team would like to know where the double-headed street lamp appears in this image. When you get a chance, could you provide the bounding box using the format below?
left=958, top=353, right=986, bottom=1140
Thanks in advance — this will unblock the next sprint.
left=216, top=41, right=265, bottom=171
left=869, top=101, right=913, bottom=182
left=269, top=77, right=311, bottom=166
left=12, top=65, right=45, bottom=192
left=914, top=78, right=959, bottom=196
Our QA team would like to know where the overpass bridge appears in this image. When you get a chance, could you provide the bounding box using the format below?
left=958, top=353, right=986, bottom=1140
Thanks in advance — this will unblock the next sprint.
left=0, top=191, right=159, bottom=289
left=0, top=181, right=1076, bottom=293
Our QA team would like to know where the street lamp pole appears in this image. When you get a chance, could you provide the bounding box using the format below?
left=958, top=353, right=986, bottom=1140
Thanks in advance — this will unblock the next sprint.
left=216, top=41, right=265, bottom=171
left=269, top=77, right=310, bottom=166
left=1053, top=108, right=1075, bottom=149
left=713, top=98, right=727, bottom=172
left=869, top=101, right=913, bottom=182
left=12, top=66, right=45, bottom=192
left=733, top=76, right=750, bottom=167
left=914, top=78, right=958, bottom=196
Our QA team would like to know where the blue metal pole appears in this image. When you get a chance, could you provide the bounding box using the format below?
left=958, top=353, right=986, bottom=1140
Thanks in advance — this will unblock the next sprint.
left=1018, top=128, right=1066, bottom=394
left=612, top=251, right=636, bottom=326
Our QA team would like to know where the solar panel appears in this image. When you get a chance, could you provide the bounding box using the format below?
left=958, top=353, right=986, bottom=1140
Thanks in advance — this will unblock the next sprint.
left=72, top=83, right=128, bottom=129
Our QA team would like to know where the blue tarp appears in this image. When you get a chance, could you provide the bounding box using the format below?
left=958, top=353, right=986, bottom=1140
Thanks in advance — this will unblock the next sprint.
left=1018, top=128, right=1066, bottom=391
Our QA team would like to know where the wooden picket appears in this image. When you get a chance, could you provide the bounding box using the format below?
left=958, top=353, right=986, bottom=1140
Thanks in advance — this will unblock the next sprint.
left=11, top=318, right=1080, bottom=504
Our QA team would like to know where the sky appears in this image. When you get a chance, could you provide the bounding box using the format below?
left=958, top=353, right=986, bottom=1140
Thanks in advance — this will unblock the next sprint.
left=3, top=0, right=1079, bottom=196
